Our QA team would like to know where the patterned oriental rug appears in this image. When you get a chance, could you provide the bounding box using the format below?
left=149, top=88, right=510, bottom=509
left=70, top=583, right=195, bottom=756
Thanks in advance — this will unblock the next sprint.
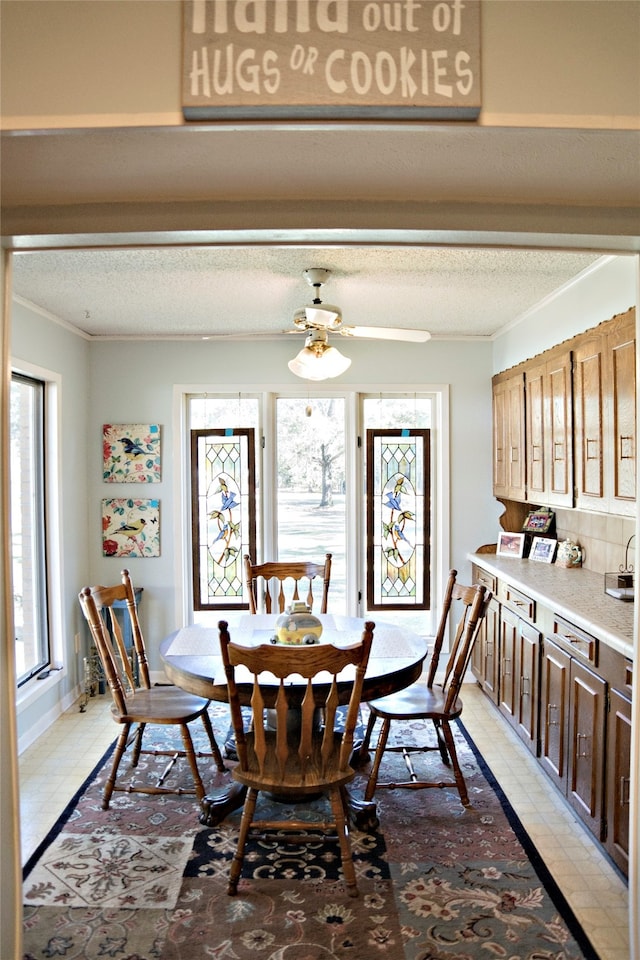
left=22, top=703, right=600, bottom=960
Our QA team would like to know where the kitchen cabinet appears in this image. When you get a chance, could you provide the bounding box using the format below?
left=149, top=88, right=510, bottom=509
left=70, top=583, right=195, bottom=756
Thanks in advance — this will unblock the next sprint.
left=468, top=554, right=633, bottom=876
left=471, top=565, right=499, bottom=702
left=525, top=350, right=573, bottom=508
left=573, top=308, right=635, bottom=515
left=498, top=592, right=540, bottom=755
left=492, top=372, right=526, bottom=501
left=472, top=591, right=500, bottom=703
left=540, top=616, right=608, bottom=840
left=608, top=313, right=636, bottom=513
left=605, top=688, right=632, bottom=874
left=541, top=636, right=606, bottom=839
left=492, top=307, right=635, bottom=513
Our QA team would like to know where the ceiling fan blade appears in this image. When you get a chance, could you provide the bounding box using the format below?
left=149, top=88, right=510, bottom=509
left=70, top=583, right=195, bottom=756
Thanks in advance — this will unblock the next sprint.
left=339, top=325, right=431, bottom=343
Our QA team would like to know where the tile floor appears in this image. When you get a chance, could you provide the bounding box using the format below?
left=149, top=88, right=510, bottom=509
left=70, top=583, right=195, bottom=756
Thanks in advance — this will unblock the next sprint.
left=19, top=684, right=629, bottom=960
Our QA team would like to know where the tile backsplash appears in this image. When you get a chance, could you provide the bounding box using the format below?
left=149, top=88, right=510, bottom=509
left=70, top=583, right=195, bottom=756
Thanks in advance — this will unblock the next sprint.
left=555, top=508, right=636, bottom=574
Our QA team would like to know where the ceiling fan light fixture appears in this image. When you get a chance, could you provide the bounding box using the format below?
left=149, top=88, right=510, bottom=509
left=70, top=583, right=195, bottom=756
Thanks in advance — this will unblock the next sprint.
left=288, top=330, right=351, bottom=381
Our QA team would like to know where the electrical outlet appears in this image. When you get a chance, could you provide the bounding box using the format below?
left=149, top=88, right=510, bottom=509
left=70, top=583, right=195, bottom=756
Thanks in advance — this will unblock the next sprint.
left=74, top=632, right=81, bottom=654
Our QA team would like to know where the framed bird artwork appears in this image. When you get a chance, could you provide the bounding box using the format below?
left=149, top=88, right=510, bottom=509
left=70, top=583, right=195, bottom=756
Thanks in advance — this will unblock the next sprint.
left=103, top=424, right=161, bottom=482
left=102, top=498, right=160, bottom=557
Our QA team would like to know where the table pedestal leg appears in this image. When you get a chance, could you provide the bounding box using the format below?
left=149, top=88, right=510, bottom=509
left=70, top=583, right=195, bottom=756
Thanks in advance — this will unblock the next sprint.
left=345, top=790, right=379, bottom=832
left=199, top=782, right=247, bottom=826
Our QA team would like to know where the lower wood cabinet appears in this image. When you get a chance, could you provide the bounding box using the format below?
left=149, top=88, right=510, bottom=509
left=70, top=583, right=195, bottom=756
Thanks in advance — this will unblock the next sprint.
left=499, top=607, right=540, bottom=754
left=471, top=566, right=500, bottom=703
left=469, top=560, right=632, bottom=877
left=540, top=639, right=606, bottom=840
left=605, top=689, right=632, bottom=874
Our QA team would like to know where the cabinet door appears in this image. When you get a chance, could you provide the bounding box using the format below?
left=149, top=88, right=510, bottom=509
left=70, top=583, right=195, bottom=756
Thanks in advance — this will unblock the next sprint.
left=472, top=594, right=500, bottom=703
left=526, top=361, right=546, bottom=500
left=573, top=333, right=605, bottom=509
left=499, top=607, right=540, bottom=753
left=540, top=639, right=570, bottom=789
left=608, top=314, right=636, bottom=513
left=568, top=659, right=606, bottom=838
left=493, top=373, right=526, bottom=501
left=605, top=689, right=631, bottom=874
left=547, top=353, right=573, bottom=506
left=516, top=618, right=540, bottom=754
left=526, top=353, right=573, bottom=507
left=506, top=374, right=526, bottom=499
left=499, top=607, right=518, bottom=723
left=492, top=379, right=509, bottom=498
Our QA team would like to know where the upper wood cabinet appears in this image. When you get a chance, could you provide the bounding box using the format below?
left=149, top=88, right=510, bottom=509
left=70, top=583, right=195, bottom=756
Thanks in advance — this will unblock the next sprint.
left=574, top=308, right=636, bottom=515
left=492, top=372, right=526, bottom=501
left=525, top=350, right=573, bottom=508
left=493, top=307, right=635, bottom=514
left=608, top=313, right=636, bottom=510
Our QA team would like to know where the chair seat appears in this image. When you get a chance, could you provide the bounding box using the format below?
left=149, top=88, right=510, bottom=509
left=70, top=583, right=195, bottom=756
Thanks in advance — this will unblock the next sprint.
left=111, top=687, right=212, bottom=725
left=368, top=682, right=463, bottom=722
left=231, top=731, right=356, bottom=794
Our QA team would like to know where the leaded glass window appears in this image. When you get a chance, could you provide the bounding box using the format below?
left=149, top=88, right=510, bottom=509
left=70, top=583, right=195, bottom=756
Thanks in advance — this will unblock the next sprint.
left=191, top=428, right=256, bottom=609
left=366, top=429, right=430, bottom=611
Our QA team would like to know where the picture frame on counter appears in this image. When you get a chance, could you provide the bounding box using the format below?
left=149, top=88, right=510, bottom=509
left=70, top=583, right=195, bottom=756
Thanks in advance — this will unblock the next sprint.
left=529, top=537, right=557, bottom=563
left=497, top=532, right=526, bottom=558
left=521, top=508, right=555, bottom=535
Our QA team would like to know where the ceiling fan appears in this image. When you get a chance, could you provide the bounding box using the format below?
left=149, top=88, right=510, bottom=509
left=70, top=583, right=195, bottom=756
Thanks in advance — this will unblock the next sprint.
left=287, top=268, right=431, bottom=381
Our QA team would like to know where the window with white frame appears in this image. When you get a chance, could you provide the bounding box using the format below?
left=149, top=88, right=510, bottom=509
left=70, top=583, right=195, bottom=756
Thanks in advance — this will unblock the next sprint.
left=186, top=390, right=445, bottom=638
left=11, top=372, right=50, bottom=685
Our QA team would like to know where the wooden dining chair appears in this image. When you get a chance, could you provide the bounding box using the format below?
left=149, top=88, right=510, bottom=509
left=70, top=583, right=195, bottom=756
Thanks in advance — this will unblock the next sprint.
left=359, top=571, right=491, bottom=808
left=78, top=569, right=225, bottom=809
left=243, top=552, right=332, bottom=614
left=218, top=618, right=374, bottom=897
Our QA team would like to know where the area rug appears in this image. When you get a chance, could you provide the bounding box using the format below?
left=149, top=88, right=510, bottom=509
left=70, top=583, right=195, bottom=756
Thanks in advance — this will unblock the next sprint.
left=22, top=703, right=599, bottom=960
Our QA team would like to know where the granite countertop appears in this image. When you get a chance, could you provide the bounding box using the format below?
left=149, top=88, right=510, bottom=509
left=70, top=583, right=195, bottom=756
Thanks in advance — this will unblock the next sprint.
left=469, top=553, right=635, bottom=660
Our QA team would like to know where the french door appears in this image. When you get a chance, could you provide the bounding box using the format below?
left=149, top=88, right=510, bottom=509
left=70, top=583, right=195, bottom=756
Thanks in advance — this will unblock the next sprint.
left=188, top=391, right=437, bottom=634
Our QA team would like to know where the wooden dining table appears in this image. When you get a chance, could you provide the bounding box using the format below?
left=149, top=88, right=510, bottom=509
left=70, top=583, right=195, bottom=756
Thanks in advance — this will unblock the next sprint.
left=160, top=613, right=427, bottom=829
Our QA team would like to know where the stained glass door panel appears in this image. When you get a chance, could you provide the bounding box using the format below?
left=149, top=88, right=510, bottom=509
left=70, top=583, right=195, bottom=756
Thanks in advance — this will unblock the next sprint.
left=366, top=429, right=430, bottom=611
left=191, top=428, right=256, bottom=609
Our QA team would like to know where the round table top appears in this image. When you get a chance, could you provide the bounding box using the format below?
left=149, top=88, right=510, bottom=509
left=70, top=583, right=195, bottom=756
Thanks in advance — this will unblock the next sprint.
left=160, top=613, right=427, bottom=706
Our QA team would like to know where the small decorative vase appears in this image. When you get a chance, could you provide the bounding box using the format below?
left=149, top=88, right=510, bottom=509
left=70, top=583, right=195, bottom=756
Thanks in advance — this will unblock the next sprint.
left=274, top=601, right=323, bottom=645
left=556, top=539, right=582, bottom=568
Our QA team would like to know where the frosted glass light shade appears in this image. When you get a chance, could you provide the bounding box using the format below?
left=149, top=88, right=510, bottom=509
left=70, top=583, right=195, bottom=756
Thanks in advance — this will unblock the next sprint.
left=288, top=343, right=351, bottom=381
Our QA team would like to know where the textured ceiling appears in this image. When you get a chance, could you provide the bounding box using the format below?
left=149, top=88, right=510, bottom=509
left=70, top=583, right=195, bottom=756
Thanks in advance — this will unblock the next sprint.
left=4, top=124, right=637, bottom=341
left=11, top=245, right=605, bottom=341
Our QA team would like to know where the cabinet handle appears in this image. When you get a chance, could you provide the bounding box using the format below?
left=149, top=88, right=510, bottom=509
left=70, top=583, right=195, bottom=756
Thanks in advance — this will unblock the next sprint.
left=620, top=777, right=631, bottom=805
left=553, top=441, right=564, bottom=461
left=585, top=438, right=599, bottom=460
left=512, top=598, right=526, bottom=607
left=520, top=676, right=530, bottom=696
left=502, top=658, right=511, bottom=677
left=547, top=703, right=559, bottom=726
left=576, top=732, right=591, bottom=758
left=562, top=632, right=580, bottom=645
left=619, top=435, right=634, bottom=460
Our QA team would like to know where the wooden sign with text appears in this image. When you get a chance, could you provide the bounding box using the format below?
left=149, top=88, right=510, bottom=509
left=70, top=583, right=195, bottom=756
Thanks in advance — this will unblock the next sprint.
left=182, top=0, right=481, bottom=120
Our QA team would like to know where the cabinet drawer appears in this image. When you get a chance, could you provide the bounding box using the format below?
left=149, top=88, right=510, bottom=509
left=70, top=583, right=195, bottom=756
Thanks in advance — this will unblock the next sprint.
left=473, top=566, right=497, bottom=593
left=551, top=615, right=598, bottom=666
left=500, top=582, right=535, bottom=621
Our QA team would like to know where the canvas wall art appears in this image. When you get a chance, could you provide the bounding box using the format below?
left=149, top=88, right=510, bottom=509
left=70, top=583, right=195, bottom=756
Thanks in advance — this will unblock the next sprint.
left=103, top=424, right=161, bottom=482
left=102, top=498, right=160, bottom=558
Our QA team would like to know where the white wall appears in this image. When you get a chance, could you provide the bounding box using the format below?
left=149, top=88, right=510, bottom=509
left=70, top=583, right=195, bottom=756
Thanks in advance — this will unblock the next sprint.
left=85, top=333, right=497, bottom=671
left=493, top=255, right=637, bottom=373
